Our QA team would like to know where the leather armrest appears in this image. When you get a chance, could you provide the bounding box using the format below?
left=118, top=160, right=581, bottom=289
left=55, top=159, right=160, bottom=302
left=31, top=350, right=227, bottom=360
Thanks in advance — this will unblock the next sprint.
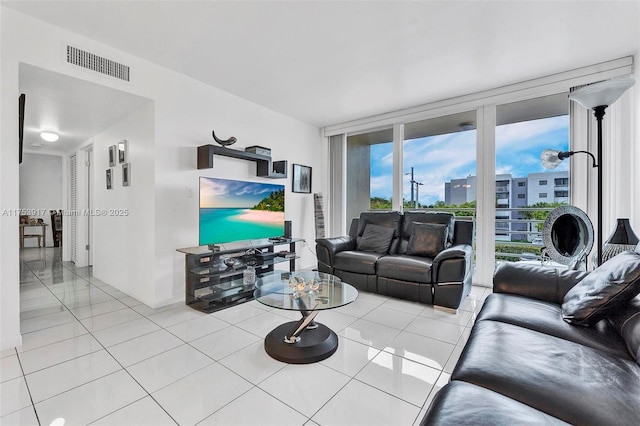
left=316, top=236, right=355, bottom=255
left=493, top=262, right=589, bottom=304
left=315, top=236, right=356, bottom=269
left=434, top=244, right=472, bottom=263
left=433, top=244, right=473, bottom=284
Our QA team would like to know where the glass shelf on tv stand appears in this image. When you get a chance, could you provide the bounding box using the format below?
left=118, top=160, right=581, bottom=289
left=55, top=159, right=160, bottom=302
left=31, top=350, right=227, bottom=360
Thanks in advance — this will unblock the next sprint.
left=176, top=237, right=304, bottom=256
left=191, top=254, right=300, bottom=288
left=193, top=270, right=293, bottom=313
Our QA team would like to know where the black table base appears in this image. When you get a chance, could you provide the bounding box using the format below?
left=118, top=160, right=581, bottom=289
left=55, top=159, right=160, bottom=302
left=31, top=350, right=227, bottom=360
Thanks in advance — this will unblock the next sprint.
left=264, top=321, right=338, bottom=364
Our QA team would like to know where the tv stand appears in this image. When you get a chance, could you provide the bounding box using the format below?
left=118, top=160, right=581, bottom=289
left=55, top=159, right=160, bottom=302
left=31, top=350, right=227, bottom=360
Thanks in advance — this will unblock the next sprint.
left=176, top=238, right=303, bottom=313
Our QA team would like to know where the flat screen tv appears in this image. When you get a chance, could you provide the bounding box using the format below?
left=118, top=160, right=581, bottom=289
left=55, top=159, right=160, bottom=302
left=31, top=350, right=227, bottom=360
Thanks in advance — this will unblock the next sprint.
left=199, top=177, right=285, bottom=245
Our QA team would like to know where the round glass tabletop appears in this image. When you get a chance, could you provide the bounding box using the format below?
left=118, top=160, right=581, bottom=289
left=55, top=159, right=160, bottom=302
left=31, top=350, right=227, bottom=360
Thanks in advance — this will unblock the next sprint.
left=254, top=271, right=358, bottom=311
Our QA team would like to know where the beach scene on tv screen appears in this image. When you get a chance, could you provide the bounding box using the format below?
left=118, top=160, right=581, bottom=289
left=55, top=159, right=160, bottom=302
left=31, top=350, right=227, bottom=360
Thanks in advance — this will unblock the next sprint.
left=199, top=177, right=285, bottom=245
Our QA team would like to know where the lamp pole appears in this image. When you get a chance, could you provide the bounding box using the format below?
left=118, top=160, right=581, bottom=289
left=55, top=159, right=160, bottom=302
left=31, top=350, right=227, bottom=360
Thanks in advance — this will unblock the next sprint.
left=594, top=105, right=606, bottom=267
left=565, top=77, right=635, bottom=268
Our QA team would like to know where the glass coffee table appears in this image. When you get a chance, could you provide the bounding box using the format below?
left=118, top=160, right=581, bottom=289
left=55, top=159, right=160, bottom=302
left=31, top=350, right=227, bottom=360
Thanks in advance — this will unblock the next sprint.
left=254, top=271, right=358, bottom=364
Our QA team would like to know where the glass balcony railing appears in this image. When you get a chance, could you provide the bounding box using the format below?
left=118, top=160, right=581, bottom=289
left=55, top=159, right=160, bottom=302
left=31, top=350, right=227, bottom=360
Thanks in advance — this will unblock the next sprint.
left=417, top=206, right=557, bottom=263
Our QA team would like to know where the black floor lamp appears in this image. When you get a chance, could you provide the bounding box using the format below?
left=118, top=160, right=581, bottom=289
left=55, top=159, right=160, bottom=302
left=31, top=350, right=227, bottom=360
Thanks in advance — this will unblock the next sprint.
left=541, top=77, right=635, bottom=267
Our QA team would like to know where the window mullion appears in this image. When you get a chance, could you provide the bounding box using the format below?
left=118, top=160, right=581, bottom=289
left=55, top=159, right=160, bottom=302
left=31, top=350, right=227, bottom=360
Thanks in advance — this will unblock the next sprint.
left=475, top=105, right=497, bottom=287
left=392, top=123, right=405, bottom=212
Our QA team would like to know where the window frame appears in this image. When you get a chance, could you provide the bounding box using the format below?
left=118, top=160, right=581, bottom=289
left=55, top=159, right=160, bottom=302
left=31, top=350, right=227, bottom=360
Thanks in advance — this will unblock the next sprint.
left=323, top=57, right=633, bottom=286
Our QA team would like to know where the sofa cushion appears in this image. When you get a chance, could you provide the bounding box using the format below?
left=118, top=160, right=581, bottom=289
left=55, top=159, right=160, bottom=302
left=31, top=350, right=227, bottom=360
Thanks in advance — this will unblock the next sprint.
left=356, top=211, right=402, bottom=237
left=406, top=222, right=448, bottom=257
left=421, top=381, right=569, bottom=426
left=357, top=223, right=395, bottom=253
left=477, top=293, right=632, bottom=359
left=334, top=251, right=382, bottom=275
left=376, top=255, right=432, bottom=283
left=608, top=295, right=640, bottom=363
left=451, top=320, right=640, bottom=425
left=402, top=211, right=455, bottom=245
left=562, top=251, right=640, bottom=326
left=356, top=211, right=403, bottom=254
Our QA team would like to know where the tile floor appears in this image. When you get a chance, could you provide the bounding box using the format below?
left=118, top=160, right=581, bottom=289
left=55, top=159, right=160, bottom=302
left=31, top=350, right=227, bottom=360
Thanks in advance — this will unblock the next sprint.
left=1, top=248, right=491, bottom=426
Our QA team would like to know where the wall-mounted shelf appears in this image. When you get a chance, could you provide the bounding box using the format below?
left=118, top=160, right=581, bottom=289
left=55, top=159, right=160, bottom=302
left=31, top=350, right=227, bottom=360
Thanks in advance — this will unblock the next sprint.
left=197, top=144, right=287, bottom=179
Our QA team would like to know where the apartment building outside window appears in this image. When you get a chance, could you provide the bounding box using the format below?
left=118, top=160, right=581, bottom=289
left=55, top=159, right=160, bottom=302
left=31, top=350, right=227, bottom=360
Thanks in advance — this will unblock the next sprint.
left=403, top=111, right=477, bottom=213
left=495, top=93, right=570, bottom=258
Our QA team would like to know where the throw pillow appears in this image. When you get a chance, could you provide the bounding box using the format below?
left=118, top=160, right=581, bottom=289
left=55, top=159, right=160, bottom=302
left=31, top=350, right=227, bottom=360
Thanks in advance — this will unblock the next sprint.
left=406, top=222, right=448, bottom=258
left=357, top=223, right=395, bottom=254
left=562, top=251, right=640, bottom=326
left=403, top=211, right=455, bottom=246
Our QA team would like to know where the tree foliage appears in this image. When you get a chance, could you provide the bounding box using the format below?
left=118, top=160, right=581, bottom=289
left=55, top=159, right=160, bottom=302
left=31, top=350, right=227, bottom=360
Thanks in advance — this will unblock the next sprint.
left=519, top=201, right=567, bottom=231
left=369, top=198, right=476, bottom=216
left=370, top=197, right=393, bottom=210
left=252, top=189, right=285, bottom=212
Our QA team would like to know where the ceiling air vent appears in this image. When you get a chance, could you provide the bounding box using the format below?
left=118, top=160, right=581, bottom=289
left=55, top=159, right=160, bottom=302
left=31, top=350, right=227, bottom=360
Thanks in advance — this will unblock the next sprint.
left=66, top=45, right=130, bottom=82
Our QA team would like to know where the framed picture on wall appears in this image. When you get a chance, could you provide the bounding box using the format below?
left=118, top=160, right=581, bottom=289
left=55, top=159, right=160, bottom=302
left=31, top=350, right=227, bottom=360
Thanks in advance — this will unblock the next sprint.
left=292, top=164, right=312, bottom=194
left=118, top=139, right=128, bottom=164
left=108, top=145, right=117, bottom=167
left=106, top=169, right=113, bottom=190
left=122, top=163, right=131, bottom=187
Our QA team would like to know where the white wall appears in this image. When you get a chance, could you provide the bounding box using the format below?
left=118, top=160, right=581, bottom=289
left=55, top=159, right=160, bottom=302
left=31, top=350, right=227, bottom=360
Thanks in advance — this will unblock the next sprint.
left=155, top=74, right=322, bottom=305
left=19, top=153, right=63, bottom=248
left=1, top=7, right=323, bottom=349
left=634, top=43, right=640, bottom=232
left=1, top=5, right=23, bottom=350
left=91, top=102, right=156, bottom=306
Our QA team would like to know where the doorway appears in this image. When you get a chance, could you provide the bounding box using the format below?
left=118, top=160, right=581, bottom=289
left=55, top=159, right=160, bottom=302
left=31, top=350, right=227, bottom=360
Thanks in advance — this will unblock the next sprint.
left=19, top=63, right=149, bottom=263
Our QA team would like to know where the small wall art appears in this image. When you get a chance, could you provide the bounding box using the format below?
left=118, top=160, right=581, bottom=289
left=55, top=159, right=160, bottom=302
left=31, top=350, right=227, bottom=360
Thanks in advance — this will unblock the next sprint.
left=118, top=139, right=128, bottom=164
left=122, top=163, right=131, bottom=187
left=108, top=145, right=117, bottom=167
left=292, top=164, right=312, bottom=194
left=106, top=169, right=113, bottom=190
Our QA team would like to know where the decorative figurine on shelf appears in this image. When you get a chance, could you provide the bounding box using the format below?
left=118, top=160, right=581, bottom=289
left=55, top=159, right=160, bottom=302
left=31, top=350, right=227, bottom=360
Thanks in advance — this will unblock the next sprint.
left=243, top=265, right=256, bottom=285
left=212, top=130, right=237, bottom=147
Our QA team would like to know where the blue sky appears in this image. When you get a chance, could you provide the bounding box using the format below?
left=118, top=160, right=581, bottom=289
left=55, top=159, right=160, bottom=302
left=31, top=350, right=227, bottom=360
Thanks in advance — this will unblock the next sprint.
left=370, top=115, right=569, bottom=205
left=200, top=177, right=284, bottom=208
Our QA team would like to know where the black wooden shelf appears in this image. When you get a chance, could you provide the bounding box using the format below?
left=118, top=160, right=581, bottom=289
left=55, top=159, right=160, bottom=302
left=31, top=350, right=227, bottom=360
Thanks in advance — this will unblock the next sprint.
left=197, top=144, right=287, bottom=179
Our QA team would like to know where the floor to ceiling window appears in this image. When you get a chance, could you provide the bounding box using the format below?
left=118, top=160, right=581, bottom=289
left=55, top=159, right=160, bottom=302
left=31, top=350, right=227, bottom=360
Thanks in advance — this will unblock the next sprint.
left=325, top=57, right=633, bottom=285
left=403, top=111, right=477, bottom=217
left=494, top=93, right=570, bottom=262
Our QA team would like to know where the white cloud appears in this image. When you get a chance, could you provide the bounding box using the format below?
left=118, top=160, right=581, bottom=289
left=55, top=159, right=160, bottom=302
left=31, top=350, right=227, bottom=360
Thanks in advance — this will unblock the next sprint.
left=495, top=115, right=568, bottom=151
left=370, top=175, right=392, bottom=197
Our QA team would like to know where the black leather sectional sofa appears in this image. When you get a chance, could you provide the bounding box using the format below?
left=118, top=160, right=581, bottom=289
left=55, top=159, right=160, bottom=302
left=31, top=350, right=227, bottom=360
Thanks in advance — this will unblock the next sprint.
left=422, top=254, right=640, bottom=425
left=315, top=211, right=474, bottom=310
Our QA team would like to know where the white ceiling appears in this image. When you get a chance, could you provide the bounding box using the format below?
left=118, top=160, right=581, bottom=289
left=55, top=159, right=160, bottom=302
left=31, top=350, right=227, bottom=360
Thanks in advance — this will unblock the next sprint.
left=19, top=64, right=151, bottom=154
left=5, top=0, right=640, bottom=135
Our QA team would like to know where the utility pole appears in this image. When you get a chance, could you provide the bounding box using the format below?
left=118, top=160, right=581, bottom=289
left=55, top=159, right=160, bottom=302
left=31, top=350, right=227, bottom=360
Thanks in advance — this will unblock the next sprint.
left=415, top=182, right=424, bottom=208
left=406, top=167, right=415, bottom=207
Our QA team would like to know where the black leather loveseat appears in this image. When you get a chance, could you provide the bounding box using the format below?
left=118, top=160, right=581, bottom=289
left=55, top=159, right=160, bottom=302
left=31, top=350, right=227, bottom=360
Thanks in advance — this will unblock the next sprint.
left=315, top=211, right=474, bottom=310
left=422, top=250, right=640, bottom=425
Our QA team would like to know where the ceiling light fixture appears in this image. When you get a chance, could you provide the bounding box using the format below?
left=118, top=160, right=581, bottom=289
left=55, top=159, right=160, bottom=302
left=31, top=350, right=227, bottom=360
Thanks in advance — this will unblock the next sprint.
left=40, top=131, right=59, bottom=142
